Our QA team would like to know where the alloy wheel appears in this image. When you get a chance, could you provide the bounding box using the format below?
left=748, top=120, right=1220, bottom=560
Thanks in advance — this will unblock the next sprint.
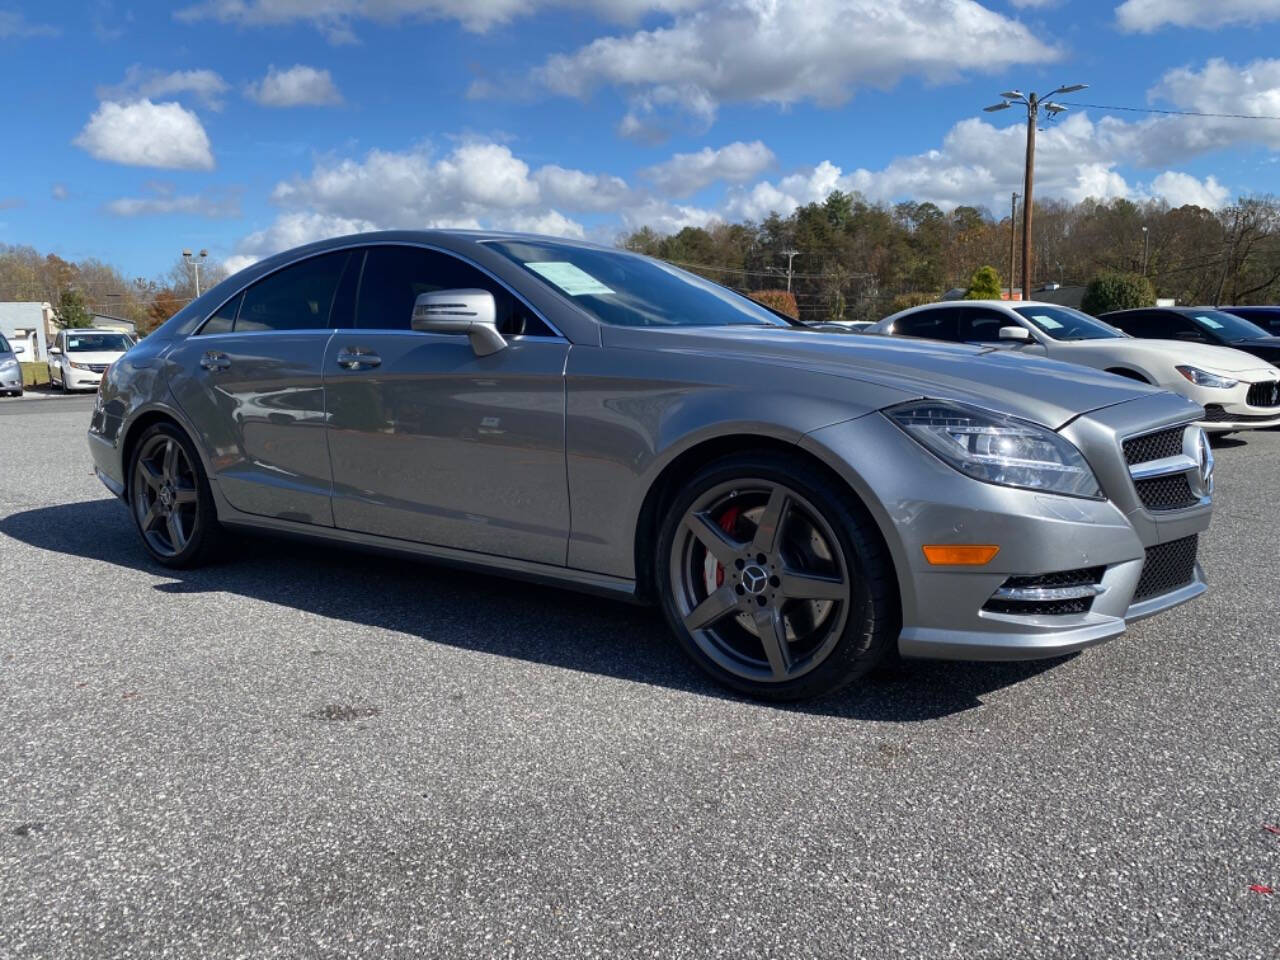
left=669, top=478, right=853, bottom=684
left=132, top=435, right=199, bottom=558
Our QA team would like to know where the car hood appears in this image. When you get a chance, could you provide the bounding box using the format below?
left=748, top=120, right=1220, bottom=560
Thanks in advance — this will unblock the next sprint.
left=64, top=351, right=126, bottom=365
left=604, top=326, right=1165, bottom=430
left=1083, top=338, right=1271, bottom=373
left=1226, top=337, right=1280, bottom=360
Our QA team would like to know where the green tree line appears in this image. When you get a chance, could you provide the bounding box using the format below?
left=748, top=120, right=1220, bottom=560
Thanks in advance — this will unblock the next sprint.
left=623, top=192, right=1280, bottom=322
left=0, top=245, right=229, bottom=334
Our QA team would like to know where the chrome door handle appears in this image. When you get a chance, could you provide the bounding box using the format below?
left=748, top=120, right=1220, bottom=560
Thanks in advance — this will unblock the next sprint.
left=336, top=348, right=382, bottom=370
left=200, top=351, right=231, bottom=371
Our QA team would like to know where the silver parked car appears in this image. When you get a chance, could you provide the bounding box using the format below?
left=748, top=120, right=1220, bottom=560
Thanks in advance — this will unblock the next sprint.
left=0, top=331, right=24, bottom=396
left=88, top=231, right=1213, bottom=700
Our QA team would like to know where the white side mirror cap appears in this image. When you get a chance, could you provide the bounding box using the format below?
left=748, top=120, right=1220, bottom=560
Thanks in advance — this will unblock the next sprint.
left=999, top=325, right=1031, bottom=342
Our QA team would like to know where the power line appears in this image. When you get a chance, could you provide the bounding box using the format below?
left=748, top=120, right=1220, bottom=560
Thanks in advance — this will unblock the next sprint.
left=1071, top=101, right=1280, bottom=122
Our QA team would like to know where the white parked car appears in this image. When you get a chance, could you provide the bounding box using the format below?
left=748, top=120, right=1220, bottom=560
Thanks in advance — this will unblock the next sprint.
left=0, top=331, right=25, bottom=397
left=869, top=301, right=1280, bottom=434
left=48, top=329, right=135, bottom=392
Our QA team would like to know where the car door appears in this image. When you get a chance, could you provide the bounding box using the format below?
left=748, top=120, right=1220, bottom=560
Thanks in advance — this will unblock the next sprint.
left=324, top=243, right=571, bottom=566
left=164, top=249, right=356, bottom=526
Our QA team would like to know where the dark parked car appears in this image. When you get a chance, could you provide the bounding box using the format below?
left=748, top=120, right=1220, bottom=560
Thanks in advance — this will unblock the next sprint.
left=1218, top=305, right=1280, bottom=337
left=1100, top=306, right=1280, bottom=366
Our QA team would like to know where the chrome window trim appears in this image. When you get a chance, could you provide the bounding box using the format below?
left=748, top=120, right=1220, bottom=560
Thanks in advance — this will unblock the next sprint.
left=192, top=240, right=566, bottom=340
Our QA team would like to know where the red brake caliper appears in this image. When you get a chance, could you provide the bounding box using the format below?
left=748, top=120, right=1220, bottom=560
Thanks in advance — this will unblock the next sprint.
left=714, top=506, right=740, bottom=588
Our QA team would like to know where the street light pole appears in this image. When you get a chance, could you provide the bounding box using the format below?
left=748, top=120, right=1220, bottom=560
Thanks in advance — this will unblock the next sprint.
left=1009, top=192, right=1019, bottom=300
left=781, top=249, right=800, bottom=293
left=983, top=83, right=1087, bottom=305
left=182, top=248, right=208, bottom=297
left=1141, top=226, right=1150, bottom=276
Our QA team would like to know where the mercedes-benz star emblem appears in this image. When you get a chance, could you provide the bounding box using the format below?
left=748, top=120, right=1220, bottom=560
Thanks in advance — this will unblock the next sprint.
left=742, top=565, right=769, bottom=595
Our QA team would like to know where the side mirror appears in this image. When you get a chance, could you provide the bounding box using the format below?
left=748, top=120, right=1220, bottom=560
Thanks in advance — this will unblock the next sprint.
left=12, top=345, right=24, bottom=355
left=411, top=289, right=507, bottom=357
left=998, top=325, right=1031, bottom=342
left=49, top=346, right=62, bottom=355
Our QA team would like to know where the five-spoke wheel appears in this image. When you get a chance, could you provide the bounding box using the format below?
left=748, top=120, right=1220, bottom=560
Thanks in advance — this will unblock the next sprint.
left=128, top=423, right=222, bottom=568
left=658, top=453, right=896, bottom=699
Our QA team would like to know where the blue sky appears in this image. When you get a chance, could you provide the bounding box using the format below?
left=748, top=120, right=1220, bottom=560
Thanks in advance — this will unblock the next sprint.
left=3, top=0, right=1280, bottom=278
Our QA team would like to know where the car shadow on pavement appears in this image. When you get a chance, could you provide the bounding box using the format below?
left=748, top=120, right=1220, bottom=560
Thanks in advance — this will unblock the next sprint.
left=1, top=499, right=1068, bottom=722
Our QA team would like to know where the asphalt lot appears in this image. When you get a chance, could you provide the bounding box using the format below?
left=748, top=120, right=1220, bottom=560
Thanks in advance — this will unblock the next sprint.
left=1, top=398, right=1277, bottom=959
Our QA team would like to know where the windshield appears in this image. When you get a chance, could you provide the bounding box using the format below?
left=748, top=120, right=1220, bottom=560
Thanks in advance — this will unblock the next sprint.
left=1013, top=306, right=1125, bottom=341
left=1188, top=310, right=1269, bottom=341
left=486, top=239, right=789, bottom=329
left=0, top=334, right=10, bottom=354
left=65, top=333, right=132, bottom=353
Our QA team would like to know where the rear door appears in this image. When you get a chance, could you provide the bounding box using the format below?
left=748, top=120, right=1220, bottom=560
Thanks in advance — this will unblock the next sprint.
left=324, top=244, right=571, bottom=565
left=165, top=249, right=357, bottom=526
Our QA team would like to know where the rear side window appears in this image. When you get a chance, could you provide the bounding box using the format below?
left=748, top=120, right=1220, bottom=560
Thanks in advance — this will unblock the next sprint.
left=893, top=308, right=957, bottom=341
left=353, top=245, right=554, bottom=336
left=234, top=251, right=352, bottom=333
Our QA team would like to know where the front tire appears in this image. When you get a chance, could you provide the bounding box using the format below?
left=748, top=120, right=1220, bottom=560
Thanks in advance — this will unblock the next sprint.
left=655, top=452, right=897, bottom=701
left=127, top=422, right=223, bottom=568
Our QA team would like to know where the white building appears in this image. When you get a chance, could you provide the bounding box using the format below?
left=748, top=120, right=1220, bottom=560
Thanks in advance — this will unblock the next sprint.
left=0, top=302, right=54, bottom=361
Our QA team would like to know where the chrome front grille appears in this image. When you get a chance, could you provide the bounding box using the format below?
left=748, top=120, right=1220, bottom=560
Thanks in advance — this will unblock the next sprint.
left=1246, top=380, right=1280, bottom=408
left=1122, top=423, right=1211, bottom=513
left=1123, top=427, right=1184, bottom=466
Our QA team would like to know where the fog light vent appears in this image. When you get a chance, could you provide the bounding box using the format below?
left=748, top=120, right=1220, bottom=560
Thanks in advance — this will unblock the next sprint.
left=983, top=566, right=1106, bottom=616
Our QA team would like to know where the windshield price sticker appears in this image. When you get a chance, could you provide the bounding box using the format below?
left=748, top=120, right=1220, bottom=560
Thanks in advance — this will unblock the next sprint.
left=1194, top=315, right=1224, bottom=329
left=1031, top=314, right=1064, bottom=330
left=526, top=261, right=615, bottom=296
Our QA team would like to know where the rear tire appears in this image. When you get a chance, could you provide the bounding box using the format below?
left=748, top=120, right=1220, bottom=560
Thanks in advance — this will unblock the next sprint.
left=127, top=422, right=224, bottom=569
left=655, top=451, right=897, bottom=701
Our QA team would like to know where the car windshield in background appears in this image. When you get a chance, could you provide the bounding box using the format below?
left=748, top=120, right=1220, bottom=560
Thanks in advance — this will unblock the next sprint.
left=0, top=334, right=10, bottom=353
left=1189, top=310, right=1270, bottom=341
left=1013, top=306, right=1124, bottom=341
left=66, top=334, right=132, bottom=352
left=486, top=240, right=789, bottom=329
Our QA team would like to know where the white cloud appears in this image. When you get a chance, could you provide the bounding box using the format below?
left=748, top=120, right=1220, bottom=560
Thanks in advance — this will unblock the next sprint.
left=246, top=65, right=343, bottom=107
left=225, top=212, right=380, bottom=273
left=176, top=0, right=701, bottom=39
left=51, top=183, right=68, bottom=201
left=228, top=140, right=610, bottom=267
left=106, top=182, right=242, bottom=218
left=1116, top=0, right=1280, bottom=31
left=73, top=100, right=214, bottom=171
left=1147, top=171, right=1231, bottom=209
left=528, top=0, right=1060, bottom=132
left=0, top=10, right=58, bottom=37
left=97, top=65, right=229, bottom=110
left=642, top=141, right=775, bottom=197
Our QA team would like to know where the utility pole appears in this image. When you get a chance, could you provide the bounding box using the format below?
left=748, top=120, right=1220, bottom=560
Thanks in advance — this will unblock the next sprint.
left=183, top=248, right=208, bottom=297
left=1009, top=192, right=1019, bottom=300
left=984, top=83, right=1086, bottom=306
left=781, top=249, right=800, bottom=293
left=1141, top=226, right=1150, bottom=276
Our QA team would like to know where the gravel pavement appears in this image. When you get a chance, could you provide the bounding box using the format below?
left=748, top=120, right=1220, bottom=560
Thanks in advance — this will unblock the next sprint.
left=1, top=399, right=1276, bottom=958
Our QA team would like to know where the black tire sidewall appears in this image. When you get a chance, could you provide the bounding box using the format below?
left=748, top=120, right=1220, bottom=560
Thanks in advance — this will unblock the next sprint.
left=655, top=452, right=894, bottom=701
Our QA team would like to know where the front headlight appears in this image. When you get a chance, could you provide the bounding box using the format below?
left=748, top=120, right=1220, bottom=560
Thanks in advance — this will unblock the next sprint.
left=1176, top=365, right=1238, bottom=389
left=69, top=360, right=93, bottom=371
left=886, top=400, right=1102, bottom=499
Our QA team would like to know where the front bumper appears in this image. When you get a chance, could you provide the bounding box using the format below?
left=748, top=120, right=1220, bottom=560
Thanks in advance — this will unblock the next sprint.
left=801, top=392, right=1212, bottom=662
left=64, top=370, right=102, bottom=390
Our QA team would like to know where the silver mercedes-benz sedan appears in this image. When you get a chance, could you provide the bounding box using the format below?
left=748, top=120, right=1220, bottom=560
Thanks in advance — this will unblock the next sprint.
left=88, top=231, right=1213, bottom=700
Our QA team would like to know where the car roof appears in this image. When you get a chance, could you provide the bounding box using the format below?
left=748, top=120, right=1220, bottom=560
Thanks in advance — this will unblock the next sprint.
left=1101, top=306, right=1233, bottom=315
left=63, top=328, right=133, bottom=335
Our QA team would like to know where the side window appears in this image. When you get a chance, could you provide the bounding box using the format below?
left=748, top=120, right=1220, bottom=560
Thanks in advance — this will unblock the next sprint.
left=957, top=308, right=1013, bottom=343
left=1166, top=314, right=1207, bottom=341
left=353, top=245, right=554, bottom=337
left=235, top=250, right=352, bottom=333
left=199, top=292, right=242, bottom=335
left=893, top=308, right=958, bottom=341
